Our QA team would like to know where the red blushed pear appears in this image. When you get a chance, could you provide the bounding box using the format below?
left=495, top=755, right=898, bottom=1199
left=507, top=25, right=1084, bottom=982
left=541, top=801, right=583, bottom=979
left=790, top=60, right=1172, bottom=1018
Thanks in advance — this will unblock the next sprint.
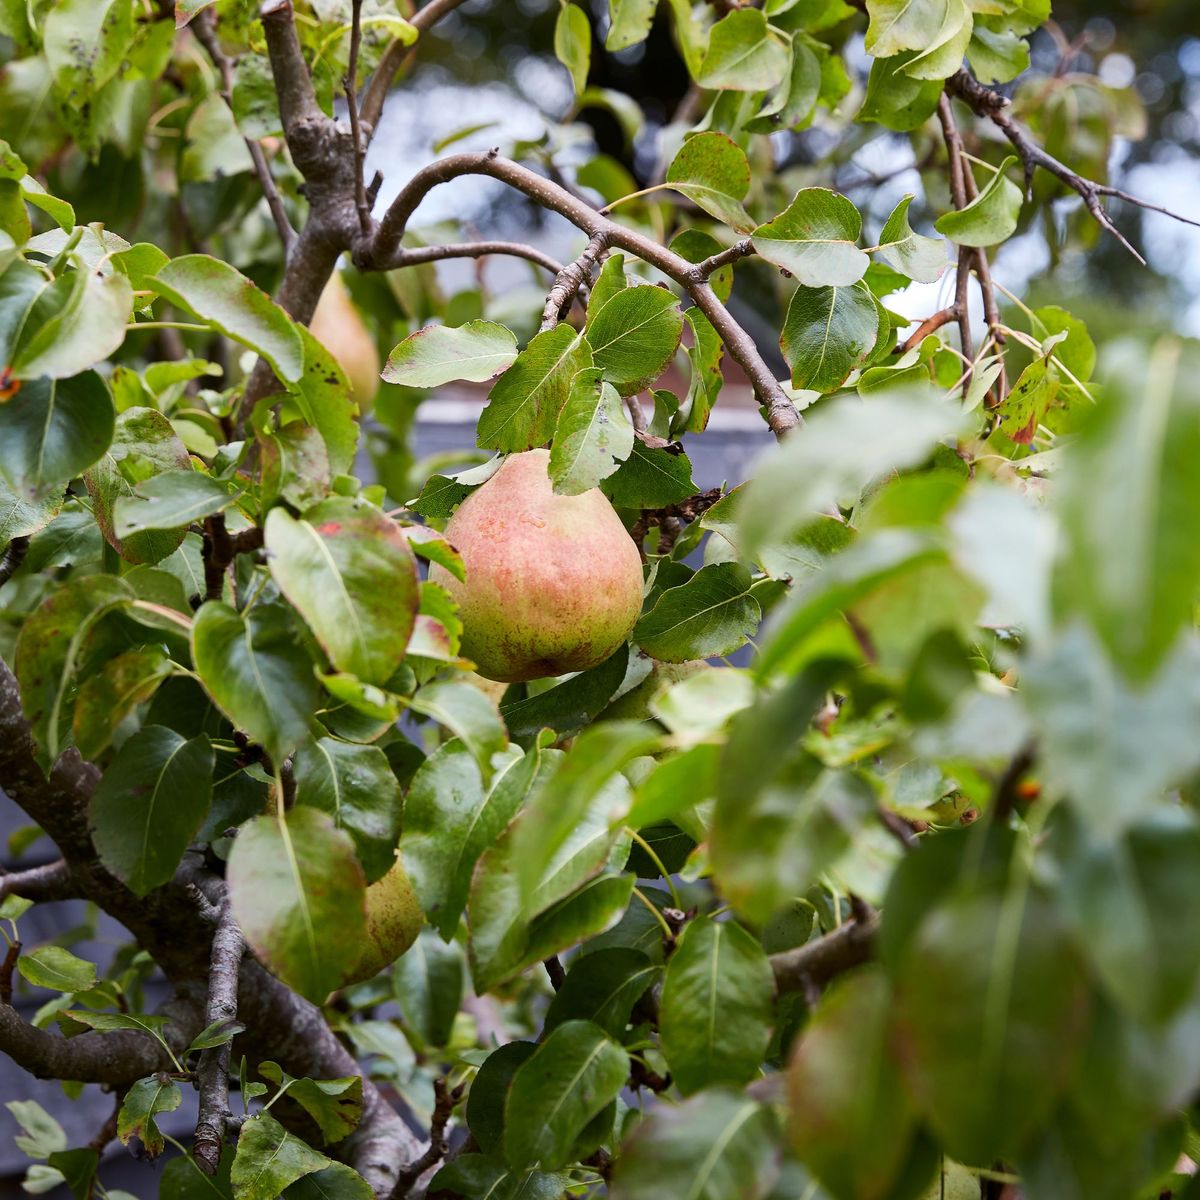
left=429, top=449, right=645, bottom=683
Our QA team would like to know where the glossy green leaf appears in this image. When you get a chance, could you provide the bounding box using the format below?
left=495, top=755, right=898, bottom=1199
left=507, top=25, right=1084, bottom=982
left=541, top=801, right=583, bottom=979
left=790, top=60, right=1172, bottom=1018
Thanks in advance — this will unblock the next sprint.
left=549, top=368, right=634, bottom=494
left=91, top=726, right=213, bottom=897
left=0, top=372, right=115, bottom=499
left=659, top=915, right=776, bottom=1094
left=227, top=807, right=367, bottom=1003
left=192, top=601, right=320, bottom=764
left=231, top=1113, right=330, bottom=1200
left=392, top=931, right=464, bottom=1047
left=665, top=132, right=755, bottom=232
left=752, top=189, right=869, bottom=287
left=779, top=282, right=880, bottom=392
left=634, top=563, right=756, bottom=662
left=747, top=36, right=822, bottom=132
left=477, top=324, right=594, bottom=452
left=382, top=320, right=518, bottom=388
left=934, top=156, right=1023, bottom=246
left=555, top=3, right=591, bottom=94
left=282, top=1164, right=372, bottom=1200
left=875, top=195, right=947, bottom=283
left=17, top=946, right=97, bottom=993
left=859, top=53, right=943, bottom=131
left=866, top=0, right=973, bottom=80
left=152, top=255, right=303, bottom=384
left=587, top=285, right=684, bottom=394
left=606, top=0, right=657, bottom=50
left=117, top=1075, right=181, bottom=1156
left=544, top=947, right=660, bottom=1038
left=265, top=497, right=418, bottom=688
left=407, top=680, right=508, bottom=784
left=258, top=1062, right=363, bottom=1144
left=429, top=1156, right=568, bottom=1200
left=603, top=440, right=696, bottom=507
left=289, top=326, right=359, bottom=476
left=503, top=1020, right=629, bottom=1168
left=113, top=470, right=236, bottom=539
left=611, top=1090, right=780, bottom=1200
left=293, top=736, right=403, bottom=883
left=698, top=9, right=790, bottom=92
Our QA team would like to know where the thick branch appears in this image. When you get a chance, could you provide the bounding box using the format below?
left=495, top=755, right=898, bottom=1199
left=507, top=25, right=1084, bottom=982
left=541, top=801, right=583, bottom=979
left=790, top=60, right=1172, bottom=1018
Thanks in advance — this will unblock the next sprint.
left=360, top=151, right=800, bottom=437
left=540, top=233, right=606, bottom=331
left=259, top=1, right=321, bottom=137
left=770, top=908, right=879, bottom=995
left=0, top=1000, right=190, bottom=1085
left=0, top=860, right=75, bottom=904
left=193, top=902, right=246, bottom=1175
left=193, top=8, right=295, bottom=249
left=359, top=0, right=472, bottom=132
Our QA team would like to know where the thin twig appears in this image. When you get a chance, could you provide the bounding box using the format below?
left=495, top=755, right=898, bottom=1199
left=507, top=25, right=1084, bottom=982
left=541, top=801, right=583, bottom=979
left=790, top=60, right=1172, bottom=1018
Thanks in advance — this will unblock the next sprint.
left=344, top=0, right=372, bottom=238
left=395, top=1076, right=463, bottom=1196
left=937, top=94, right=976, bottom=387
left=770, top=905, right=879, bottom=995
left=194, top=900, right=246, bottom=1175
left=193, top=8, right=295, bottom=250
left=900, top=307, right=958, bottom=352
left=380, top=239, right=565, bottom=276
left=540, top=232, right=607, bottom=331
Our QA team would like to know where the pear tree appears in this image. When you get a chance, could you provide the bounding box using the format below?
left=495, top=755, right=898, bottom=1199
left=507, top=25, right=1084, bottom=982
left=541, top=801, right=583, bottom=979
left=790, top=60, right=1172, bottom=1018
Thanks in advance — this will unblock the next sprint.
left=1, top=2, right=1200, bottom=1199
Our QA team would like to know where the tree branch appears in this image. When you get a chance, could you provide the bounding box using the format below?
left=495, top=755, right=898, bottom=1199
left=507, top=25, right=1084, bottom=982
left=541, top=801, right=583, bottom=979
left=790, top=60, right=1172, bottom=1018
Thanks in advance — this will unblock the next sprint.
left=0, top=536, right=30, bottom=589
left=395, top=1076, right=462, bottom=1197
left=0, top=860, right=76, bottom=904
left=358, top=150, right=801, bottom=438
left=344, top=0, right=372, bottom=239
left=540, top=232, right=607, bottom=331
left=937, top=94, right=976, bottom=384
left=192, top=8, right=295, bottom=250
left=770, top=906, right=879, bottom=995
left=193, top=900, right=246, bottom=1175
left=380, top=240, right=565, bottom=276
left=359, top=0, right=473, bottom=133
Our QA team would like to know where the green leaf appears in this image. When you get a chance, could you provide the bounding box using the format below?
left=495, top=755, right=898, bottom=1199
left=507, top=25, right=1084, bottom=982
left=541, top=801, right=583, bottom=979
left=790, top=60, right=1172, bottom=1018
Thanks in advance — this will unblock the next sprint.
left=1053, top=339, right=1200, bottom=679
left=606, top=0, right=657, bottom=50
left=227, top=808, right=367, bottom=1003
left=865, top=0, right=972, bottom=77
left=521, top=872, right=635, bottom=968
left=12, top=268, right=132, bottom=381
left=752, top=189, right=869, bottom=287
left=0, top=372, right=115, bottom=499
left=1022, top=625, right=1200, bottom=837
left=555, top=3, right=591, bottom=94
left=697, top=9, right=790, bottom=92
left=549, top=368, right=634, bottom=495
left=968, top=24, right=1029, bottom=84
left=283, top=1164, right=372, bottom=1200
left=875, top=194, right=947, bottom=283
left=893, top=872, right=1088, bottom=1164
left=258, top=1063, right=363, bottom=1145
left=477, top=325, right=594, bottom=453
left=407, top=680, right=508, bottom=784
left=43, top=0, right=135, bottom=101
left=502, top=1020, right=629, bottom=1168
left=117, top=1075, right=181, bottom=1157
left=62, top=1010, right=171, bottom=1041
left=587, top=285, right=683, bottom=395
left=392, top=932, right=464, bottom=1047
left=934, top=156, right=1023, bottom=246
left=788, top=967, right=926, bottom=1199
left=17, top=947, right=97, bottom=993
left=400, top=741, right=536, bottom=939
left=429, top=1157, right=568, bottom=1200
left=6, top=1100, right=67, bottom=1158
left=113, top=470, right=236, bottom=540
left=0, top=476, right=61, bottom=540
left=186, top=1020, right=246, bottom=1054
left=293, top=737, right=403, bottom=884
left=544, top=947, right=660, bottom=1038
left=192, top=601, right=320, bottom=764
left=779, top=282, right=880, bottom=392
left=659, top=915, right=776, bottom=1094
left=151, top=255, right=304, bottom=384
left=603, top=441, right=696, bottom=508
left=610, top=1090, right=780, bottom=1200
left=382, top=320, right=518, bottom=388
left=500, top=646, right=629, bottom=739
left=468, top=1042, right=538, bottom=1157
left=633, top=562, right=760, bottom=662
left=231, top=1113, right=331, bottom=1200
left=90, top=726, right=213, bottom=897
left=45, top=1149, right=98, bottom=1200
left=14, top=574, right=132, bottom=762
left=83, top=406, right=192, bottom=564
left=859, top=52, right=943, bottom=131
left=739, top=387, right=961, bottom=559
left=747, top=36, right=822, bottom=132
left=665, top=132, right=755, bottom=233
left=71, top=647, right=171, bottom=761
left=265, top=498, right=418, bottom=689
left=290, top=326, right=359, bottom=476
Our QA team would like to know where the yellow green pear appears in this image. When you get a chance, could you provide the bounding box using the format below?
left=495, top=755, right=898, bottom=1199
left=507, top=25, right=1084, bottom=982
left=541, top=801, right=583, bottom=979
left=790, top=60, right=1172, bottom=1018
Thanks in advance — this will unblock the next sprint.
left=309, top=271, right=381, bottom=416
left=341, top=855, right=423, bottom=985
left=429, top=449, right=645, bottom=683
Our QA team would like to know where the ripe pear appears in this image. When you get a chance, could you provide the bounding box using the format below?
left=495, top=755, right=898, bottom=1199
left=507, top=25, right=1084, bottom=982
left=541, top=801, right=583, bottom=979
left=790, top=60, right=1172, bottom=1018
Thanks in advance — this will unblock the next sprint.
left=430, top=449, right=644, bottom=683
left=309, top=271, right=381, bottom=416
left=342, top=856, right=423, bottom=986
